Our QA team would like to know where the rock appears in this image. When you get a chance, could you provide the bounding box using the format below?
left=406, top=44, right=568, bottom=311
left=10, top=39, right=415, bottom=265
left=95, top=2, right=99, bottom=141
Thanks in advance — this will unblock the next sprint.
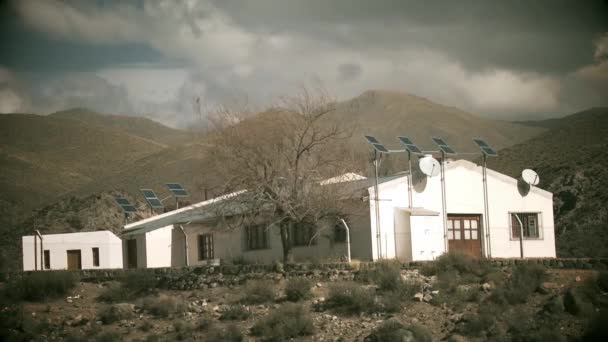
left=431, top=290, right=439, bottom=295
left=481, top=282, right=493, bottom=292
left=575, top=276, right=582, bottom=282
left=449, top=313, right=464, bottom=322
left=423, top=294, right=433, bottom=303
left=414, top=293, right=424, bottom=302
left=564, top=288, right=592, bottom=316
left=316, top=282, right=323, bottom=288
left=447, top=334, right=468, bottom=342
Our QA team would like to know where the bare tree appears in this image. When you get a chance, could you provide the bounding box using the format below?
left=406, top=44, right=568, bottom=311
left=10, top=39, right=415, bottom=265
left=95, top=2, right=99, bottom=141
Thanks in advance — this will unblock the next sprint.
left=208, top=88, right=356, bottom=262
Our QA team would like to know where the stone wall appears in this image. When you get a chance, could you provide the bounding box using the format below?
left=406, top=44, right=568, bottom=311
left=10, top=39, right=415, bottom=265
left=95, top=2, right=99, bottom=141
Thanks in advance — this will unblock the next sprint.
left=5, top=258, right=607, bottom=290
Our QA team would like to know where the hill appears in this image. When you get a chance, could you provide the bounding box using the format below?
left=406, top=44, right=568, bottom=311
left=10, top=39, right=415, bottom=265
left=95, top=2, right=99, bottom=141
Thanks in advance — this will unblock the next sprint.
left=0, top=91, right=550, bottom=270
left=488, top=107, right=608, bottom=257
left=50, top=108, right=191, bottom=146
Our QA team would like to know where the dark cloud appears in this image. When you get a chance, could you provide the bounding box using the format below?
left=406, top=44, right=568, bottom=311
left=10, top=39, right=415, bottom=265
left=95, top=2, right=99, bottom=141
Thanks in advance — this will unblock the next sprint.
left=1, top=0, right=607, bottom=124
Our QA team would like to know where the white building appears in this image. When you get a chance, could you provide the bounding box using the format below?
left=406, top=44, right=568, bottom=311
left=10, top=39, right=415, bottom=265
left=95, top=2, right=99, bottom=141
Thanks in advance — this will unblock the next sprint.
left=22, top=231, right=123, bottom=271
left=121, top=159, right=556, bottom=268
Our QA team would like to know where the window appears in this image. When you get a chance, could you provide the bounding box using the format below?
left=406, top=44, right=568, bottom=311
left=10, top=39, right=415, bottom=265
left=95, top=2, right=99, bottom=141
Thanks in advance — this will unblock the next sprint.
left=511, top=213, right=540, bottom=239
left=334, top=222, right=349, bottom=243
left=291, top=222, right=316, bottom=247
left=198, top=234, right=214, bottom=260
left=43, top=250, right=50, bottom=269
left=245, top=225, right=269, bottom=250
left=92, top=247, right=100, bottom=267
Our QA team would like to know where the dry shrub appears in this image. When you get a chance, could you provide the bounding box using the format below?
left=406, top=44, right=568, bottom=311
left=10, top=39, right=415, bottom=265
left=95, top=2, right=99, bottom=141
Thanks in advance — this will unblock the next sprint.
left=5, top=271, right=79, bottom=301
left=285, top=278, right=313, bottom=302
left=366, top=319, right=432, bottom=342
left=97, top=304, right=135, bottom=324
left=207, top=324, right=243, bottom=342
left=491, top=263, right=548, bottom=305
left=327, top=282, right=378, bottom=314
left=251, top=303, right=314, bottom=341
left=142, top=295, right=186, bottom=318
left=240, top=280, right=276, bottom=304
left=220, top=305, right=251, bottom=321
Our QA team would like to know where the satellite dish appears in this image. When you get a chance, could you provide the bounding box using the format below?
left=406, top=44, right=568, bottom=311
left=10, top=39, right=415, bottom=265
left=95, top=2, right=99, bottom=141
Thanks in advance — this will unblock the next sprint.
left=419, top=156, right=440, bottom=177
left=521, top=169, right=539, bottom=186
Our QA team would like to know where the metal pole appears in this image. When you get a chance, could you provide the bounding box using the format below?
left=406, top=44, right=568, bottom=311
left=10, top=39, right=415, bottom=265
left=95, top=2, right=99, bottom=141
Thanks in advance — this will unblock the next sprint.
left=440, top=152, right=449, bottom=253
left=373, top=150, right=382, bottom=260
left=35, top=230, right=43, bottom=270
left=34, top=234, right=38, bottom=271
left=179, top=225, right=189, bottom=266
left=482, top=155, right=492, bottom=258
left=407, top=151, right=413, bottom=209
left=514, top=213, right=524, bottom=258
left=176, top=197, right=180, bottom=210
left=340, top=219, right=351, bottom=263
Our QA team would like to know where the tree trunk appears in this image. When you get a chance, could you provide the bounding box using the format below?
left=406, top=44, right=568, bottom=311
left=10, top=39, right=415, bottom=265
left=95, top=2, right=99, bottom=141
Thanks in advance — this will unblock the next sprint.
left=280, top=223, right=293, bottom=263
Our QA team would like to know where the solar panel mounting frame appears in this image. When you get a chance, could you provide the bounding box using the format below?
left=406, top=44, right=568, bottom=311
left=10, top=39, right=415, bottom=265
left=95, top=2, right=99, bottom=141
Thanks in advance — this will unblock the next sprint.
left=140, top=189, right=164, bottom=209
left=166, top=183, right=189, bottom=197
left=431, top=136, right=457, bottom=155
left=114, top=197, right=137, bottom=213
left=473, top=138, right=498, bottom=157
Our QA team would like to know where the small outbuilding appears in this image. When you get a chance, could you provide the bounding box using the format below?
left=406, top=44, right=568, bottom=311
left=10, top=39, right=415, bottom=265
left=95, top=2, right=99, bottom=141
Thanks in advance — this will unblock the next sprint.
left=22, top=230, right=123, bottom=271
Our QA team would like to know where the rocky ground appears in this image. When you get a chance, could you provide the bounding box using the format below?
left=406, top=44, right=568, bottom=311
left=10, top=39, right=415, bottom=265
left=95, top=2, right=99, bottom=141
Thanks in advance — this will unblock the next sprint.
left=1, top=265, right=605, bottom=341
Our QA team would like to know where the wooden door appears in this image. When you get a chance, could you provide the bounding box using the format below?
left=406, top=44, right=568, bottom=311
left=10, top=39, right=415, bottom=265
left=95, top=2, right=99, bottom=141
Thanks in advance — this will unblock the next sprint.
left=447, top=215, right=482, bottom=257
left=126, top=239, right=138, bottom=269
left=66, top=250, right=82, bottom=270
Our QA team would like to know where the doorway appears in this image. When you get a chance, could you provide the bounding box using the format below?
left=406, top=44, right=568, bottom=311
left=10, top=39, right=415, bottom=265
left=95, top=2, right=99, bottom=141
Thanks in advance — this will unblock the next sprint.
left=447, top=214, right=482, bottom=257
left=66, top=250, right=82, bottom=270
left=126, top=239, right=138, bottom=268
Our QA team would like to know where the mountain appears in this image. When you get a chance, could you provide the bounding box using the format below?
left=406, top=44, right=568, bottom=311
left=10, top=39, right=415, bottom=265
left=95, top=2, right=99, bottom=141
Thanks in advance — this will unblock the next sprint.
left=488, top=107, right=608, bottom=257
left=332, top=90, right=544, bottom=152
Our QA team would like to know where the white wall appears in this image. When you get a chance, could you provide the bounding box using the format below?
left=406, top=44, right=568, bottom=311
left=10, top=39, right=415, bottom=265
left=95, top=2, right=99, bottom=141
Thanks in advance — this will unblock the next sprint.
left=145, top=225, right=173, bottom=268
left=371, top=160, right=556, bottom=260
left=23, top=231, right=123, bottom=271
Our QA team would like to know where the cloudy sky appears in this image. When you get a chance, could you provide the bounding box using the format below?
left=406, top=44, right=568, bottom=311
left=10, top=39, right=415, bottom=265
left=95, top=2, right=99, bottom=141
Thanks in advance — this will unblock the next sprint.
left=1, top=0, right=607, bottom=126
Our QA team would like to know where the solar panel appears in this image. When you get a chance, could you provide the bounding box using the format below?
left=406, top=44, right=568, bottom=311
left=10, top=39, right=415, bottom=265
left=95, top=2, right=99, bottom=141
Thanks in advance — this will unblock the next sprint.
left=398, top=136, right=423, bottom=154
left=364, top=135, right=380, bottom=144
left=432, top=136, right=457, bottom=155
left=140, top=189, right=164, bottom=208
left=371, top=143, right=389, bottom=153
left=439, top=145, right=456, bottom=154
left=473, top=139, right=489, bottom=148
left=166, top=183, right=189, bottom=197
left=481, top=146, right=498, bottom=156
left=432, top=137, right=447, bottom=146
left=398, top=136, right=413, bottom=145
left=114, top=197, right=137, bottom=213
left=473, top=138, right=498, bottom=156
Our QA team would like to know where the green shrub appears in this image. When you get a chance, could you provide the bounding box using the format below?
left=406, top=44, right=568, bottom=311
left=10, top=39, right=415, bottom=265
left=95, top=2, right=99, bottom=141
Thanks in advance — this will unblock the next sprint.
left=251, top=303, right=314, bottom=341
left=240, top=280, right=275, bottom=304
left=285, top=278, right=313, bottom=302
left=583, top=310, right=608, bottom=341
left=366, top=320, right=432, bottom=342
left=327, top=282, right=378, bottom=314
left=142, top=295, right=186, bottom=318
left=598, top=271, right=608, bottom=292
left=491, top=263, right=548, bottom=305
left=207, top=324, right=243, bottom=342
left=357, top=260, right=402, bottom=291
left=122, top=270, right=158, bottom=294
left=97, top=304, right=135, bottom=324
left=5, top=271, right=79, bottom=301
left=456, top=306, right=502, bottom=338
left=220, top=305, right=251, bottom=321
left=378, top=280, right=421, bottom=312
